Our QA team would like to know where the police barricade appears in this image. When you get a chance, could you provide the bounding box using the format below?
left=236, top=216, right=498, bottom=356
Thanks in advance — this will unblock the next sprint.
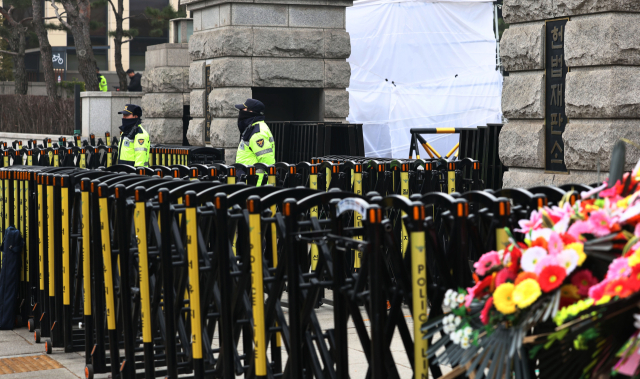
left=0, top=156, right=560, bottom=379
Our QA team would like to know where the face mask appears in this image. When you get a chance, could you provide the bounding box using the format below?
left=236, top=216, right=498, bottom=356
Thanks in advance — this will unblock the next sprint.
left=238, top=110, right=256, bottom=134
left=121, top=118, right=138, bottom=130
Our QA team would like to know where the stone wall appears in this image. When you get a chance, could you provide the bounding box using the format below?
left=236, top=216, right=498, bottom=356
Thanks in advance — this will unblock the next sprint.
left=183, top=0, right=353, bottom=163
left=141, top=43, right=191, bottom=144
left=499, top=0, right=640, bottom=187
left=81, top=91, right=144, bottom=138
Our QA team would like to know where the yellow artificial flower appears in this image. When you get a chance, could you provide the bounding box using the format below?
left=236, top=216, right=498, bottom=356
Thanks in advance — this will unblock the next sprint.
left=560, top=284, right=580, bottom=300
left=629, top=251, right=640, bottom=267
left=596, top=295, right=612, bottom=306
left=494, top=283, right=517, bottom=315
left=513, top=279, right=541, bottom=309
left=566, top=242, right=586, bottom=266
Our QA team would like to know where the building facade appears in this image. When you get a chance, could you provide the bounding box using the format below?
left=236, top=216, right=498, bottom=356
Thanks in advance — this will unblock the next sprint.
left=1, top=0, right=180, bottom=83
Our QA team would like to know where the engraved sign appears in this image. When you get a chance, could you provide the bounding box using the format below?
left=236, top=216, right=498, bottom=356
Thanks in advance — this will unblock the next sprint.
left=545, top=19, right=568, bottom=173
left=205, top=64, right=212, bottom=144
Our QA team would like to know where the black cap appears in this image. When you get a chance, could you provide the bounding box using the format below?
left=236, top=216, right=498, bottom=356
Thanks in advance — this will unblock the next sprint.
left=235, top=99, right=265, bottom=115
left=118, top=104, right=142, bottom=117
left=126, top=69, right=135, bottom=74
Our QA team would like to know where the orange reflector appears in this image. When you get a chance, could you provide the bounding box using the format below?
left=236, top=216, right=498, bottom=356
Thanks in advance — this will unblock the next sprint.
left=457, top=203, right=463, bottom=217
left=158, top=191, right=164, bottom=203
left=229, top=168, right=236, bottom=176
left=248, top=199, right=255, bottom=213
left=115, top=187, right=120, bottom=199
left=283, top=202, right=290, bottom=216
left=215, top=197, right=221, bottom=209
left=185, top=194, right=191, bottom=207
left=499, top=202, right=505, bottom=216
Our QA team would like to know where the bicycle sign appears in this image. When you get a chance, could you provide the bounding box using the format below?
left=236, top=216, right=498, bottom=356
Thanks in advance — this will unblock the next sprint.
left=52, top=52, right=66, bottom=69
left=52, top=54, right=64, bottom=64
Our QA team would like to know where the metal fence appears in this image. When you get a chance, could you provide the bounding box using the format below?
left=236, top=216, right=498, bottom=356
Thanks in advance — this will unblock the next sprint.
left=0, top=145, right=598, bottom=379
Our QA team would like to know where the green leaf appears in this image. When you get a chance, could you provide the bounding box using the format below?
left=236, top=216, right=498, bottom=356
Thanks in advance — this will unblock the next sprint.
left=623, top=236, right=639, bottom=256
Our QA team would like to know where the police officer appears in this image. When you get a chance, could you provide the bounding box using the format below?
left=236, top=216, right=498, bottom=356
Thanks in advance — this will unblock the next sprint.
left=97, top=67, right=108, bottom=92
left=116, top=104, right=150, bottom=167
left=235, top=99, right=275, bottom=185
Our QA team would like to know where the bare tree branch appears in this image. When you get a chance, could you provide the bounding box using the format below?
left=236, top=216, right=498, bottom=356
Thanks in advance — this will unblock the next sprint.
left=50, top=1, right=72, bottom=30
left=121, top=39, right=133, bottom=44
left=107, top=0, right=117, bottom=18
left=20, top=17, right=33, bottom=24
left=43, top=13, right=66, bottom=20
left=0, top=49, right=18, bottom=56
left=0, top=6, right=19, bottom=26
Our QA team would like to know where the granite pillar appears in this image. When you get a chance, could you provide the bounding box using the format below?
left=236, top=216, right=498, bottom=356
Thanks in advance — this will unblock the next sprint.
left=499, top=1, right=640, bottom=186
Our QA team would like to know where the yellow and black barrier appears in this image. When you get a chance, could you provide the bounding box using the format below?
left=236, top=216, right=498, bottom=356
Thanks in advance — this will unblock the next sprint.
left=0, top=156, right=577, bottom=379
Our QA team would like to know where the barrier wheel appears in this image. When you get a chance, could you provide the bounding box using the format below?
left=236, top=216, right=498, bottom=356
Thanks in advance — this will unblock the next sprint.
left=45, top=339, right=52, bottom=354
left=28, top=318, right=35, bottom=332
left=34, top=329, right=41, bottom=343
left=85, top=364, right=94, bottom=379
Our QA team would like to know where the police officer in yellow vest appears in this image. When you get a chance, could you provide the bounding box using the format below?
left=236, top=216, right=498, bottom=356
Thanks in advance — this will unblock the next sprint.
left=97, top=68, right=108, bottom=92
left=116, top=104, right=150, bottom=167
left=235, top=99, right=275, bottom=185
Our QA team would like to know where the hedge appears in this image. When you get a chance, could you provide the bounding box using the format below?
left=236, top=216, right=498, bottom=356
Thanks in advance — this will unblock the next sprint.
left=0, top=95, right=76, bottom=136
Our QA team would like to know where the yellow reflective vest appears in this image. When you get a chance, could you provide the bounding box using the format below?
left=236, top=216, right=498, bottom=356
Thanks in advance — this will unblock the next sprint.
left=99, top=75, right=108, bottom=92
left=236, top=121, right=276, bottom=185
left=117, top=124, right=150, bottom=167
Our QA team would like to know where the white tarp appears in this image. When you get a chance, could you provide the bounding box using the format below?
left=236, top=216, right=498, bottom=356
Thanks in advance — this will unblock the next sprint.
left=346, top=0, right=503, bottom=158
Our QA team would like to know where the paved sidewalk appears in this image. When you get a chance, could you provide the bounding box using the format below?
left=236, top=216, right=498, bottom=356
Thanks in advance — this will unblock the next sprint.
left=0, top=301, right=450, bottom=378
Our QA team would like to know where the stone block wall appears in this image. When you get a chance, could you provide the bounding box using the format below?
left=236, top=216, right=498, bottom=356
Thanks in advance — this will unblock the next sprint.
left=499, top=0, right=640, bottom=187
left=142, top=43, right=191, bottom=145
left=81, top=91, right=144, bottom=138
left=184, top=0, right=353, bottom=162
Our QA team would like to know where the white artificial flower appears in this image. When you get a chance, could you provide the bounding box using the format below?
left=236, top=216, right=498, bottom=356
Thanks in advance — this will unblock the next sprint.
left=447, top=314, right=455, bottom=325
left=454, top=316, right=462, bottom=326
left=530, top=228, right=552, bottom=242
left=558, top=249, right=579, bottom=274
left=464, top=326, right=473, bottom=337
left=443, top=297, right=450, bottom=307
left=456, top=294, right=465, bottom=304
left=450, top=330, right=461, bottom=344
left=521, top=247, right=548, bottom=272
left=461, top=337, right=470, bottom=349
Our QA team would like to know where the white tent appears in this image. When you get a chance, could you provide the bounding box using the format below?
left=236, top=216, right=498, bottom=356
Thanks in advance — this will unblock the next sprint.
left=346, top=0, right=503, bottom=158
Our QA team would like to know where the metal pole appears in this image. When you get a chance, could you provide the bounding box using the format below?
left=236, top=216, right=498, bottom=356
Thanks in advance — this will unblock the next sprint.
left=74, top=84, right=81, bottom=136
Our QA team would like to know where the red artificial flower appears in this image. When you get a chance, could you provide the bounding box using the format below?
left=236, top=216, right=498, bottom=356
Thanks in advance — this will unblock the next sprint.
left=531, top=237, right=548, bottom=250
left=495, top=268, right=516, bottom=287
left=538, top=265, right=567, bottom=293
left=604, top=278, right=634, bottom=299
left=473, top=275, right=493, bottom=298
left=515, top=272, right=538, bottom=286
left=507, top=247, right=523, bottom=274
left=480, top=296, right=493, bottom=325
left=560, top=233, right=577, bottom=245
left=517, top=242, right=528, bottom=249
left=571, top=270, right=598, bottom=297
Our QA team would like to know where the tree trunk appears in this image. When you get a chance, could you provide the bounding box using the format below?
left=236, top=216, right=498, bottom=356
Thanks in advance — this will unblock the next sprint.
left=32, top=0, right=58, bottom=99
left=114, top=0, right=128, bottom=90
left=11, top=27, right=28, bottom=95
left=62, top=0, right=100, bottom=91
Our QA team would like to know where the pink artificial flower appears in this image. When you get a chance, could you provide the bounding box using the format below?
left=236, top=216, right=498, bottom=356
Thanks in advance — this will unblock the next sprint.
left=495, top=268, right=516, bottom=287
left=588, top=280, right=609, bottom=301
left=473, top=251, right=501, bottom=276
left=553, top=215, right=571, bottom=234
left=634, top=223, right=640, bottom=237
left=589, top=210, right=615, bottom=237
left=534, top=255, right=560, bottom=275
left=547, top=203, right=575, bottom=224
left=515, top=210, right=542, bottom=234
left=547, top=232, right=565, bottom=255
left=606, top=257, right=631, bottom=280
left=521, top=247, right=548, bottom=272
left=571, top=270, right=599, bottom=297
left=599, top=181, right=620, bottom=198
left=567, top=220, right=594, bottom=240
